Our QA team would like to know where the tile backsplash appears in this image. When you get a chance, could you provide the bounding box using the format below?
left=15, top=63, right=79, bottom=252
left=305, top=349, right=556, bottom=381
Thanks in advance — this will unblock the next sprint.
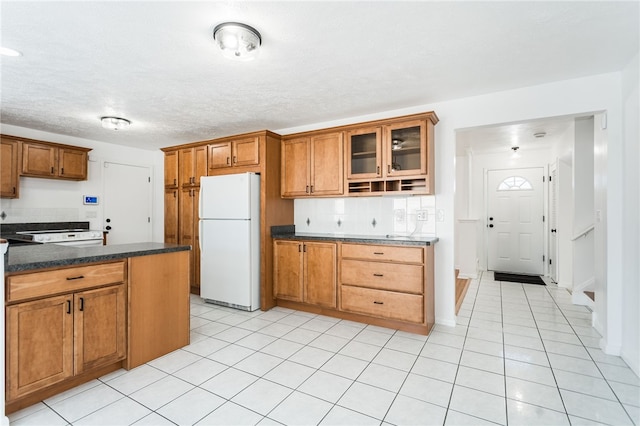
left=294, top=196, right=436, bottom=236
left=0, top=207, right=80, bottom=224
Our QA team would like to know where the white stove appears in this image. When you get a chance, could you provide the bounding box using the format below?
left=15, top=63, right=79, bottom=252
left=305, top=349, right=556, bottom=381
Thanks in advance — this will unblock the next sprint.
left=16, top=229, right=104, bottom=246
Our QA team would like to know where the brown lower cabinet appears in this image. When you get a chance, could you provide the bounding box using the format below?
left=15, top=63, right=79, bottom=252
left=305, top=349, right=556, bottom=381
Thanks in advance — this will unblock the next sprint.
left=5, top=263, right=126, bottom=404
left=273, top=240, right=337, bottom=308
left=274, top=240, right=435, bottom=335
left=4, top=250, right=190, bottom=414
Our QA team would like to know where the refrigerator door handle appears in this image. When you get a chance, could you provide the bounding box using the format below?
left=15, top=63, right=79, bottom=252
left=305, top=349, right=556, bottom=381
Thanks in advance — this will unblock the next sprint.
left=199, top=220, right=203, bottom=251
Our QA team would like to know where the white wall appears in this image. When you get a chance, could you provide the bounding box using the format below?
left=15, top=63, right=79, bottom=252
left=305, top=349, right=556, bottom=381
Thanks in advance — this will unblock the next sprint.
left=0, top=124, right=165, bottom=242
left=276, top=71, right=629, bottom=349
left=620, top=53, right=639, bottom=375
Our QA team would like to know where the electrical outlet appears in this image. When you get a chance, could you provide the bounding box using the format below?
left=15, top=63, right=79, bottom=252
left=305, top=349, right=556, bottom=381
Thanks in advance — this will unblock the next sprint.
left=417, top=209, right=428, bottom=221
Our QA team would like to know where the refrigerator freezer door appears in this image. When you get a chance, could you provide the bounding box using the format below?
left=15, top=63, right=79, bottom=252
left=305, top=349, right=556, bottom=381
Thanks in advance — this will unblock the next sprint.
left=200, top=219, right=258, bottom=310
left=200, top=173, right=258, bottom=220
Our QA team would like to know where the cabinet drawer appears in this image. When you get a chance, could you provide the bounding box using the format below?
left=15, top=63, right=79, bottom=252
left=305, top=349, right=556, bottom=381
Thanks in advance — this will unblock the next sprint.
left=341, top=243, right=423, bottom=263
left=341, top=259, right=423, bottom=293
left=7, top=262, right=126, bottom=302
left=341, top=285, right=424, bottom=324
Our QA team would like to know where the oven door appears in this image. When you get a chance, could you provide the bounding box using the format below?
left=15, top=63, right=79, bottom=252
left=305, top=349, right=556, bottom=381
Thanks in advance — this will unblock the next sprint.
left=52, top=239, right=104, bottom=247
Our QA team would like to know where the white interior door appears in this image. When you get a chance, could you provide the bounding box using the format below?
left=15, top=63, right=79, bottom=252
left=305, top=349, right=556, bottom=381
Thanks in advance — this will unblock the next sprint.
left=549, top=163, right=558, bottom=282
left=103, top=162, right=152, bottom=245
left=487, top=167, right=544, bottom=275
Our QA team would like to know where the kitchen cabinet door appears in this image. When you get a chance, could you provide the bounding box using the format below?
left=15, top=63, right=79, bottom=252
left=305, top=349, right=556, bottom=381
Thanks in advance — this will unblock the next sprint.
left=273, top=240, right=303, bottom=301
left=310, top=132, right=343, bottom=196
left=58, top=147, right=88, bottom=180
left=179, top=187, right=200, bottom=292
left=1, top=138, right=20, bottom=198
left=346, top=126, right=382, bottom=179
left=6, top=294, right=74, bottom=401
left=164, top=188, right=179, bottom=244
left=164, top=150, right=179, bottom=188
left=179, top=146, right=208, bottom=186
left=304, top=242, right=337, bottom=308
left=74, top=285, right=126, bottom=374
left=232, top=136, right=259, bottom=167
left=21, top=141, right=57, bottom=177
left=383, top=119, right=427, bottom=178
left=281, top=137, right=310, bottom=197
left=208, top=142, right=232, bottom=170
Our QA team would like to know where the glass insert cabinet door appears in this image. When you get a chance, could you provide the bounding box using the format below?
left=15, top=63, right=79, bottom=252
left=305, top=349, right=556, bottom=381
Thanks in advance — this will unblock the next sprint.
left=346, top=126, right=382, bottom=179
left=384, top=120, right=427, bottom=177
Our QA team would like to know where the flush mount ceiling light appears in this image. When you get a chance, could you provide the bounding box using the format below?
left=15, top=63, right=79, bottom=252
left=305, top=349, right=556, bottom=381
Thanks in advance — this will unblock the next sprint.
left=533, top=131, right=547, bottom=138
left=213, top=22, right=262, bottom=61
left=101, top=116, right=131, bottom=131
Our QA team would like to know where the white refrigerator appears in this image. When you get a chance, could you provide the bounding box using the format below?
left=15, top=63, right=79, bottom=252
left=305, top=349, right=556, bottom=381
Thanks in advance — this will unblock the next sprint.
left=199, top=172, right=260, bottom=311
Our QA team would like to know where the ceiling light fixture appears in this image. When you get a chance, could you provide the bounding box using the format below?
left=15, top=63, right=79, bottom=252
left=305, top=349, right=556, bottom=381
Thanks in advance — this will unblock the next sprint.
left=511, top=146, right=520, bottom=151
left=0, top=47, right=22, bottom=57
left=533, top=131, right=547, bottom=138
left=101, top=116, right=131, bottom=131
left=213, top=22, right=262, bottom=61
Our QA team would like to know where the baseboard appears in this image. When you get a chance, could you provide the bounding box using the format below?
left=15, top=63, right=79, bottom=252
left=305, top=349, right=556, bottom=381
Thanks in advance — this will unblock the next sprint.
left=621, top=348, right=640, bottom=378
left=436, top=317, right=457, bottom=327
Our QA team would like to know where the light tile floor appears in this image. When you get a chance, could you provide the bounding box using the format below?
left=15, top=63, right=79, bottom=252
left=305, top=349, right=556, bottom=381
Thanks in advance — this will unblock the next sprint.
left=9, top=272, right=640, bottom=425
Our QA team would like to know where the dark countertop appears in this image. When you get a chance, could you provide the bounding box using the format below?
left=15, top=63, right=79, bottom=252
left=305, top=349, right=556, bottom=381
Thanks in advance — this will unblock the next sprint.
left=4, top=242, right=191, bottom=273
left=272, top=231, right=438, bottom=247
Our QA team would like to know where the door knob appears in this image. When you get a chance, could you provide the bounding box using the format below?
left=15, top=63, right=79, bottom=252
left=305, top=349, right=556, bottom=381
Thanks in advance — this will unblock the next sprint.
left=489, top=224, right=494, bottom=228
left=551, top=229, right=557, bottom=233
left=105, top=226, right=112, bottom=230
left=106, top=218, right=111, bottom=223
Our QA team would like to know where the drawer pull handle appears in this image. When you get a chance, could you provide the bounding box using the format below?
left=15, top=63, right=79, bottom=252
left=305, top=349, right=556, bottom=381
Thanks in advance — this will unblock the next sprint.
left=66, top=300, right=71, bottom=314
left=373, top=273, right=384, bottom=277
left=79, top=297, right=84, bottom=311
left=66, top=275, right=85, bottom=281
left=373, top=301, right=384, bottom=305
left=373, top=252, right=384, bottom=255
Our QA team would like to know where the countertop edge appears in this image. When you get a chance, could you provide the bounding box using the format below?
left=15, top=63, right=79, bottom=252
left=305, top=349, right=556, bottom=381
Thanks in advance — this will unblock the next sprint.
left=5, top=243, right=191, bottom=273
left=271, top=232, right=438, bottom=247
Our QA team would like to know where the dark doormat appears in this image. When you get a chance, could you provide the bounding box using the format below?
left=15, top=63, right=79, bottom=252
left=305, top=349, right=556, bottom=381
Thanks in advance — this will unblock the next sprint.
left=494, top=272, right=546, bottom=285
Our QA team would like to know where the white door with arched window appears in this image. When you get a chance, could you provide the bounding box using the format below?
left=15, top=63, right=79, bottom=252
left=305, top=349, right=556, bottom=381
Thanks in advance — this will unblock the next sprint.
left=487, top=167, right=544, bottom=275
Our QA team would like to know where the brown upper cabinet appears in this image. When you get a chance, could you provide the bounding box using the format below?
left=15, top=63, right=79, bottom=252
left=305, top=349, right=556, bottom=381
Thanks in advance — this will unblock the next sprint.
left=281, top=132, right=344, bottom=198
left=1, top=137, right=20, bottom=198
left=179, top=146, right=207, bottom=187
left=208, top=136, right=259, bottom=171
left=345, top=113, right=437, bottom=195
left=21, top=140, right=90, bottom=180
left=164, top=150, right=178, bottom=188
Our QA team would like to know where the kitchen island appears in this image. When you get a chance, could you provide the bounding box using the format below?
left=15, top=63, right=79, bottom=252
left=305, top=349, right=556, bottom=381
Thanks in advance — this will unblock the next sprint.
left=271, top=227, right=438, bottom=335
left=4, top=242, right=191, bottom=414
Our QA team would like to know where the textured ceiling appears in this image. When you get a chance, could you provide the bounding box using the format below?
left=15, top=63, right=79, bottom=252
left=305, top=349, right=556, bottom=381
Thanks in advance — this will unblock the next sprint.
left=1, top=1, right=638, bottom=151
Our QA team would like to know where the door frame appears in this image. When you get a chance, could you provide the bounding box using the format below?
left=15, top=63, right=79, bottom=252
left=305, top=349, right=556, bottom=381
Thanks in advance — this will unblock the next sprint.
left=484, top=165, right=549, bottom=275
